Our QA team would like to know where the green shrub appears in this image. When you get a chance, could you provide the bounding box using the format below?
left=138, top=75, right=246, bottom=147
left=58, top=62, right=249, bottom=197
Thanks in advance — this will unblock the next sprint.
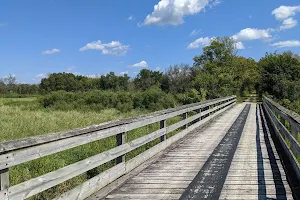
left=39, top=88, right=178, bottom=113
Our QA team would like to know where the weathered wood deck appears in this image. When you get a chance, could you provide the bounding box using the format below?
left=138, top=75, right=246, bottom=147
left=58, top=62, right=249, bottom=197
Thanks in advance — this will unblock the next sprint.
left=90, top=104, right=295, bottom=200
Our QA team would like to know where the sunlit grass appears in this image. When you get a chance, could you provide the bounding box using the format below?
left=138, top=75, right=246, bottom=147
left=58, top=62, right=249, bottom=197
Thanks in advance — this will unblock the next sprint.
left=0, top=98, right=150, bottom=199
left=0, top=97, right=186, bottom=199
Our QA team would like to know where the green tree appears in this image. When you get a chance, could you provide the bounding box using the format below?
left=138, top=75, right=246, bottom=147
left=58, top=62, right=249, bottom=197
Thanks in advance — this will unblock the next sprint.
left=134, top=69, right=164, bottom=91
left=259, top=51, right=300, bottom=101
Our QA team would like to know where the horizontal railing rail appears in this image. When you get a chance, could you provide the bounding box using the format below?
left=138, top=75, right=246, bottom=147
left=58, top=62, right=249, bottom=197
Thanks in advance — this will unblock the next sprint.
left=0, top=96, right=236, bottom=200
left=262, top=95, right=300, bottom=181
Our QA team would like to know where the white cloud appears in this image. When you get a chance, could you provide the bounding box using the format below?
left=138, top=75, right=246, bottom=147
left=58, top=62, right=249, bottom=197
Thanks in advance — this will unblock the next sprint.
left=232, top=28, right=272, bottom=41
left=128, top=15, right=133, bottom=20
left=209, top=0, right=222, bottom=7
left=36, top=73, right=47, bottom=79
left=85, top=74, right=100, bottom=78
left=188, top=37, right=245, bottom=50
left=80, top=40, right=129, bottom=56
left=280, top=17, right=298, bottom=30
left=272, top=5, right=300, bottom=30
left=129, top=61, right=148, bottom=68
left=155, top=67, right=161, bottom=71
left=120, top=71, right=129, bottom=75
left=73, top=72, right=81, bottom=76
left=143, top=0, right=220, bottom=26
left=190, top=29, right=202, bottom=36
left=2, top=74, right=16, bottom=79
left=70, top=72, right=100, bottom=78
left=42, top=48, right=60, bottom=55
left=187, top=37, right=212, bottom=49
left=65, top=67, right=75, bottom=71
left=271, top=40, right=300, bottom=48
left=235, top=41, right=245, bottom=49
left=272, top=5, right=300, bottom=21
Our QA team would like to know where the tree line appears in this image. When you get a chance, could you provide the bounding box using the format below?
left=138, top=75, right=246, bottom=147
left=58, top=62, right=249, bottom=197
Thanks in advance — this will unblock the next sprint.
left=1, top=37, right=300, bottom=113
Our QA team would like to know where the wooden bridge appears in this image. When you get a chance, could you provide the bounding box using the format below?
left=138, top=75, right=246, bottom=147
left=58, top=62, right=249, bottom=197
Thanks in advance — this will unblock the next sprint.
left=0, top=96, right=299, bottom=200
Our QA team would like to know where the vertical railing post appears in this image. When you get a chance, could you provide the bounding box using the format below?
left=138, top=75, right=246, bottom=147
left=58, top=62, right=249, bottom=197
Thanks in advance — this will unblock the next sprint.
left=280, top=115, right=286, bottom=127
left=0, top=153, right=9, bottom=191
left=116, top=132, right=126, bottom=164
left=160, top=120, right=167, bottom=142
left=183, top=112, right=188, bottom=129
left=196, top=109, right=201, bottom=122
left=210, top=104, right=214, bottom=116
left=290, top=121, right=299, bottom=140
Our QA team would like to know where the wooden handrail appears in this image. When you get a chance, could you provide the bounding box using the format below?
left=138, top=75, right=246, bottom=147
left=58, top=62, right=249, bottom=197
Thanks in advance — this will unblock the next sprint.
left=0, top=95, right=235, bottom=154
left=263, top=96, right=300, bottom=124
left=262, top=95, right=300, bottom=181
left=0, top=96, right=236, bottom=200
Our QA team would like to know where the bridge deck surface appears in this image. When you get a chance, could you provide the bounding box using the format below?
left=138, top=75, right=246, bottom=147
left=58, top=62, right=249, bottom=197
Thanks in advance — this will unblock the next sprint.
left=93, top=104, right=294, bottom=200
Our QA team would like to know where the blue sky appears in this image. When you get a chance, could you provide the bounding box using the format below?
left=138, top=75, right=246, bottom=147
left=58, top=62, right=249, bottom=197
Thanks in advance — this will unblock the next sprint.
left=1, top=0, right=300, bottom=83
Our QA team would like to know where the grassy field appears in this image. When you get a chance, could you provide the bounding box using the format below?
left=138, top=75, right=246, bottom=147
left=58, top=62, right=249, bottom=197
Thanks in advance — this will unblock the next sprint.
left=0, top=97, right=181, bottom=199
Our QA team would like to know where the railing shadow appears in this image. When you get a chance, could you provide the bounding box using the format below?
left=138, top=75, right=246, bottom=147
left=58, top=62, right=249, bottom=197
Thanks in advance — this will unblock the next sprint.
left=256, top=105, right=267, bottom=199
left=257, top=104, right=287, bottom=200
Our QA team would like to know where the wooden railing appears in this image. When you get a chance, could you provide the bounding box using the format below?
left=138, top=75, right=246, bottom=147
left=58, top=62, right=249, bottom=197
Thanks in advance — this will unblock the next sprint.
left=263, top=96, right=300, bottom=180
left=0, top=96, right=236, bottom=200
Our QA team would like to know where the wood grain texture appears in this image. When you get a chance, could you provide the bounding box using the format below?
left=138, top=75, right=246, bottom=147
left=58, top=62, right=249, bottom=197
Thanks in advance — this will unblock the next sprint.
left=98, top=104, right=245, bottom=200
left=60, top=100, right=236, bottom=200
left=220, top=104, right=294, bottom=200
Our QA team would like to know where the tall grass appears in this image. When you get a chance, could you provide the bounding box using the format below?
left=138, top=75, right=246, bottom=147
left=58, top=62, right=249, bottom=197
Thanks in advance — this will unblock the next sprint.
left=0, top=97, right=183, bottom=199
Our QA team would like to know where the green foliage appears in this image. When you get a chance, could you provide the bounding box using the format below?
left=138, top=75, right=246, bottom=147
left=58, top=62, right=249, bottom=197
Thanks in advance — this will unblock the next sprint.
left=259, top=51, right=300, bottom=114
left=176, top=89, right=205, bottom=104
left=40, top=88, right=177, bottom=113
left=192, top=37, right=259, bottom=99
left=164, top=64, right=194, bottom=93
left=133, top=69, right=164, bottom=91
left=40, top=72, right=130, bottom=93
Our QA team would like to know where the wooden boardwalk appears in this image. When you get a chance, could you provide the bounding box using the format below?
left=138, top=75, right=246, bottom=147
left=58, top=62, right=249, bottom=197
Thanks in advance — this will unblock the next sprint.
left=90, top=104, right=294, bottom=200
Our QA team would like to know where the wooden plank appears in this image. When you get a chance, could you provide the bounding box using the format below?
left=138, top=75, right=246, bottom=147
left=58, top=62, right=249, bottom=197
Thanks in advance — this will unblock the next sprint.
left=220, top=194, right=294, bottom=200
left=86, top=107, right=233, bottom=200
left=113, top=188, right=185, bottom=194
left=54, top=163, right=126, bottom=200
left=89, top=103, right=241, bottom=200
left=2, top=128, right=168, bottom=199
left=23, top=101, right=236, bottom=200
left=100, top=104, right=244, bottom=199
left=220, top=103, right=294, bottom=200
left=105, top=193, right=182, bottom=199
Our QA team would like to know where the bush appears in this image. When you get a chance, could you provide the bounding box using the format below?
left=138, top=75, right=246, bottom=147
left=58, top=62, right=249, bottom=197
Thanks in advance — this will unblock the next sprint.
left=176, top=89, right=205, bottom=104
left=39, top=88, right=178, bottom=113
